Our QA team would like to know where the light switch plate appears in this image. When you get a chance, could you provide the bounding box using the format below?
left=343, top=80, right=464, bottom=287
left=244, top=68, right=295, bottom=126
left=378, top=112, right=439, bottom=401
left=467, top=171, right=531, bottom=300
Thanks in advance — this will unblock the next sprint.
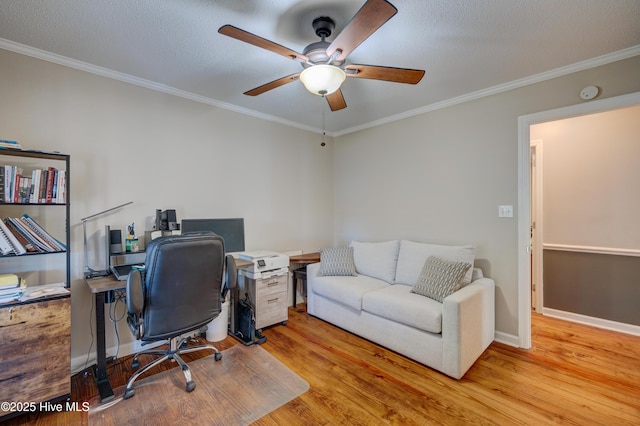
left=498, top=205, right=513, bottom=218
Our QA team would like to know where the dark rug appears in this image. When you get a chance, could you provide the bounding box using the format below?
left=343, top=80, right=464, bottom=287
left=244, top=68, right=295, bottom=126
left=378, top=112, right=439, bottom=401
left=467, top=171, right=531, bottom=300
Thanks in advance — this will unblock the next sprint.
left=88, top=344, right=309, bottom=425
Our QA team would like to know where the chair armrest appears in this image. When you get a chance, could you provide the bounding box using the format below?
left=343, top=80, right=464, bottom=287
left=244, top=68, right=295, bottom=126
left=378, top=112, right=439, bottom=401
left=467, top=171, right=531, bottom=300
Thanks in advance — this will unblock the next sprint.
left=126, top=270, right=144, bottom=314
left=226, top=255, right=237, bottom=288
left=222, top=254, right=237, bottom=300
left=442, top=277, right=495, bottom=379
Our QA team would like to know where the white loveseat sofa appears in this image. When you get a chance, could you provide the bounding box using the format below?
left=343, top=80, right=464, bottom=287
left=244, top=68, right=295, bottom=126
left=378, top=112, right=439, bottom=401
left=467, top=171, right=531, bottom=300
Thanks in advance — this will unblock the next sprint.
left=307, top=240, right=495, bottom=379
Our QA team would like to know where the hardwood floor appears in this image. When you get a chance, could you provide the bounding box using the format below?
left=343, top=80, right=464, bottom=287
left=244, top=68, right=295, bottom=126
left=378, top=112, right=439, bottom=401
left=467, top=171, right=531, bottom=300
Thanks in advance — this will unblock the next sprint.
left=5, top=309, right=639, bottom=425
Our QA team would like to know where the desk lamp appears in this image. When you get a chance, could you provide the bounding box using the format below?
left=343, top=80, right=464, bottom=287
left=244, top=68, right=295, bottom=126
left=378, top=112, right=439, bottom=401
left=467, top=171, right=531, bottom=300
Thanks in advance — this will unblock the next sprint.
left=81, top=201, right=133, bottom=278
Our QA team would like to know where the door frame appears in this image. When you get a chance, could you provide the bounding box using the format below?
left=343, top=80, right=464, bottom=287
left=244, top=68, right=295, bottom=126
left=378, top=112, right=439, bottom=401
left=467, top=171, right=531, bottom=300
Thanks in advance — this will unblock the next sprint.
left=517, top=91, right=640, bottom=349
left=530, top=139, right=543, bottom=313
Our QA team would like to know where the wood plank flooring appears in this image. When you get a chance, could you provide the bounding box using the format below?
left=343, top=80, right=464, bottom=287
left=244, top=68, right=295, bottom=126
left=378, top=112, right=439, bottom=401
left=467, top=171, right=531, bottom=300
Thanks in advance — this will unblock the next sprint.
left=4, top=309, right=639, bottom=425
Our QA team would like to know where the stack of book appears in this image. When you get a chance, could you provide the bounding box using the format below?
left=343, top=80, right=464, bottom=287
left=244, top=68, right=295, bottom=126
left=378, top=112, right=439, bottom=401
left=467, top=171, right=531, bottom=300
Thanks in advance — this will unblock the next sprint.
left=0, top=214, right=66, bottom=255
left=0, top=273, right=25, bottom=303
left=0, top=165, right=66, bottom=204
left=0, top=139, right=22, bottom=150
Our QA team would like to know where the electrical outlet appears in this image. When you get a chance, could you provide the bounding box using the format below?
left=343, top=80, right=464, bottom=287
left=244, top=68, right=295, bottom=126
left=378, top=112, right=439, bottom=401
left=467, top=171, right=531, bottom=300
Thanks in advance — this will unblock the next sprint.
left=498, top=205, right=513, bottom=218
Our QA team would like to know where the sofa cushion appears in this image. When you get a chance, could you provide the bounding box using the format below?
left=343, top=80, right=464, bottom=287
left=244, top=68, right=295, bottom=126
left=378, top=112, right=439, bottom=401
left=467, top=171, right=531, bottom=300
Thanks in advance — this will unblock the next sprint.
left=350, top=240, right=400, bottom=283
left=395, top=240, right=476, bottom=286
left=318, top=246, right=358, bottom=276
left=362, top=284, right=443, bottom=334
left=312, top=274, right=389, bottom=311
left=411, top=256, right=472, bottom=302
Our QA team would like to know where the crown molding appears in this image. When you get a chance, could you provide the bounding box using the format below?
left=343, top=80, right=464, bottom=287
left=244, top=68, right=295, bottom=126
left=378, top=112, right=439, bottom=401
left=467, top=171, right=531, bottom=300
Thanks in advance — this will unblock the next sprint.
left=333, top=44, right=640, bottom=137
left=0, top=38, right=321, bottom=135
left=2, top=38, right=637, bottom=138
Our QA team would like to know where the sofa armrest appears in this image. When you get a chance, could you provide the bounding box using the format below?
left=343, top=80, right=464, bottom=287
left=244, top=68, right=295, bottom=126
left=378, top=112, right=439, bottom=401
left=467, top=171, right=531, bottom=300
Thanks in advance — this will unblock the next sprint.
left=306, top=262, right=321, bottom=315
left=441, top=277, right=495, bottom=379
left=306, top=262, right=320, bottom=282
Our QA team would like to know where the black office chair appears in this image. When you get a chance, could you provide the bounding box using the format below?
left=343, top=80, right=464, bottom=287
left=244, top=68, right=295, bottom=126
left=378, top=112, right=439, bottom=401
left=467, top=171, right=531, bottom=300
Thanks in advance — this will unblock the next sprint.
left=123, top=232, right=237, bottom=399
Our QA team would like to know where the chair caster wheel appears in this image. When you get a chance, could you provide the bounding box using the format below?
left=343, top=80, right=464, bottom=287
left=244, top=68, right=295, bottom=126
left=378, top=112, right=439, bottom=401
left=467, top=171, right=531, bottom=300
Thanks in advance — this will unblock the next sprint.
left=214, top=352, right=222, bottom=361
left=186, top=381, right=196, bottom=392
left=124, top=388, right=135, bottom=399
left=131, top=359, right=139, bottom=370
left=282, top=321, right=287, bottom=326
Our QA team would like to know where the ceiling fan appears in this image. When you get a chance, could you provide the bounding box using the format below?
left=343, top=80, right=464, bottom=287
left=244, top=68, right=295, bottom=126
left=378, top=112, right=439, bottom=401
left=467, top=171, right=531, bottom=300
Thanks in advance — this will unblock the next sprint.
left=218, top=0, right=425, bottom=112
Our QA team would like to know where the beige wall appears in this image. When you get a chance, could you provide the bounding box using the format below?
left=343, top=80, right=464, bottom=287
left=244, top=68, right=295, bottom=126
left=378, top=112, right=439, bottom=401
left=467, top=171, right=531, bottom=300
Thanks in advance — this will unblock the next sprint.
left=0, top=48, right=335, bottom=366
left=333, top=55, right=640, bottom=336
left=532, top=104, right=640, bottom=249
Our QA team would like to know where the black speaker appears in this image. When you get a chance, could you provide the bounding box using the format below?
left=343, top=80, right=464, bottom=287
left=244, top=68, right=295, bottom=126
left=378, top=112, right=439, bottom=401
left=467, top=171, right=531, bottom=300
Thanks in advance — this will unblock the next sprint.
left=161, top=209, right=178, bottom=231
left=109, top=229, right=123, bottom=254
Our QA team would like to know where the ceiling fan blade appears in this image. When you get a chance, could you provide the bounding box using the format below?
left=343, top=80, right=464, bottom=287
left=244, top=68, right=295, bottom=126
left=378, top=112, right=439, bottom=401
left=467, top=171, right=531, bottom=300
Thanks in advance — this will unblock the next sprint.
left=345, top=64, right=425, bottom=84
left=326, top=0, right=397, bottom=62
left=244, top=74, right=300, bottom=96
left=326, top=90, right=347, bottom=111
left=219, top=25, right=309, bottom=63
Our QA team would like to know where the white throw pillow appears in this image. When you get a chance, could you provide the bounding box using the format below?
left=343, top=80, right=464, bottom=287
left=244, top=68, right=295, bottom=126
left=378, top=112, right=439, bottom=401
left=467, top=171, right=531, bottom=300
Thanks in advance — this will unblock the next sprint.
left=350, top=240, right=400, bottom=283
left=395, top=240, right=476, bottom=285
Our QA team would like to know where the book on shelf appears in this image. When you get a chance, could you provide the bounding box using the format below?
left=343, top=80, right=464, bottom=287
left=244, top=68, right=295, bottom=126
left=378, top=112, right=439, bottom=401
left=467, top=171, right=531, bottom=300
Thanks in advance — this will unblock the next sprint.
left=30, top=168, right=40, bottom=203
left=0, top=292, right=22, bottom=304
left=0, top=291, right=24, bottom=303
left=0, top=273, right=20, bottom=287
left=6, top=166, right=22, bottom=203
left=4, top=217, right=47, bottom=252
left=13, top=172, right=20, bottom=203
left=0, top=276, right=25, bottom=303
left=0, top=219, right=27, bottom=255
left=3, top=165, right=12, bottom=202
left=0, top=139, right=22, bottom=150
left=55, top=170, right=66, bottom=204
left=0, top=278, right=24, bottom=296
left=0, top=215, right=65, bottom=255
left=3, top=219, right=38, bottom=252
left=21, top=214, right=66, bottom=251
left=0, top=164, right=66, bottom=204
left=45, top=166, right=55, bottom=204
left=39, top=169, right=47, bottom=203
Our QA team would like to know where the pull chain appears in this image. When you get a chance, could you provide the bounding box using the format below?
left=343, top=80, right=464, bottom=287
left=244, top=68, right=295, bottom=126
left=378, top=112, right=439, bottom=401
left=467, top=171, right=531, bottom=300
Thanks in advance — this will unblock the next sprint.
left=321, top=98, right=326, bottom=147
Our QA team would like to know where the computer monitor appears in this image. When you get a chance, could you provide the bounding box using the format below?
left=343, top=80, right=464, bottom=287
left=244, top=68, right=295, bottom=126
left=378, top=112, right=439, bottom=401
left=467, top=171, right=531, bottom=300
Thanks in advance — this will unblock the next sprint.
left=180, top=218, right=245, bottom=253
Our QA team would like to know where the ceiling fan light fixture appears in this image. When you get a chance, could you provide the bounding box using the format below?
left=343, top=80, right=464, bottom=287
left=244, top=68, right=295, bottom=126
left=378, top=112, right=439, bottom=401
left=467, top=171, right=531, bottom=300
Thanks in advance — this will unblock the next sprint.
left=299, top=65, right=346, bottom=96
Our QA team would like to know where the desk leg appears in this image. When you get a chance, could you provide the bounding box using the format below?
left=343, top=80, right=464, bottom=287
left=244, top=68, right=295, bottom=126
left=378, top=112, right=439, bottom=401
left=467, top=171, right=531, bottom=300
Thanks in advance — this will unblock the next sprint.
left=93, top=291, right=115, bottom=402
left=292, top=274, right=297, bottom=308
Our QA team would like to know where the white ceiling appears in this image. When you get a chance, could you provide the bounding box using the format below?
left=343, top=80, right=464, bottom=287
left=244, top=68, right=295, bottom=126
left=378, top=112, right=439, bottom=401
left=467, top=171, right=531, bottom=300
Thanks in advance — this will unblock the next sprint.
left=1, top=0, right=639, bottom=135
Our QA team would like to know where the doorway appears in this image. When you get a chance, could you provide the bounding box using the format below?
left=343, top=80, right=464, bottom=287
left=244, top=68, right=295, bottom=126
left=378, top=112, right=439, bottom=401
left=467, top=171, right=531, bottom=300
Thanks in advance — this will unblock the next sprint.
left=517, top=91, right=640, bottom=349
left=529, top=140, right=542, bottom=313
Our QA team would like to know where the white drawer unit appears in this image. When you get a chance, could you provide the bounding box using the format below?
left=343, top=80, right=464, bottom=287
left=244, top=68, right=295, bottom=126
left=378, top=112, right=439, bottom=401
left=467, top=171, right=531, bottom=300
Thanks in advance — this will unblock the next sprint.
left=240, top=272, right=288, bottom=330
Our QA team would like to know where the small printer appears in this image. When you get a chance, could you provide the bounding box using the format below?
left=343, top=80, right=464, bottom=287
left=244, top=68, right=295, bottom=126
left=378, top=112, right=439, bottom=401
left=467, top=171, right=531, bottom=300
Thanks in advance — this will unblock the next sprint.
left=237, top=250, right=289, bottom=279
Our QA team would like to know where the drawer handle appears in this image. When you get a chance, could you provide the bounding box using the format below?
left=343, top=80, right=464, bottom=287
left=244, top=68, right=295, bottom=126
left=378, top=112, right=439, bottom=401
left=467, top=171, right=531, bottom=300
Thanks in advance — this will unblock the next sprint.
left=267, top=282, right=280, bottom=287
left=267, top=298, right=279, bottom=303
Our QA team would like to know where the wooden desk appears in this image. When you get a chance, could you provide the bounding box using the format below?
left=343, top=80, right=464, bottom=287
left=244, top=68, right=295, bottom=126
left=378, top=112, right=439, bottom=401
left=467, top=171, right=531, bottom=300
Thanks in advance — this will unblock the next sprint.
left=289, top=252, right=320, bottom=307
left=85, top=275, right=125, bottom=403
left=289, top=252, right=321, bottom=265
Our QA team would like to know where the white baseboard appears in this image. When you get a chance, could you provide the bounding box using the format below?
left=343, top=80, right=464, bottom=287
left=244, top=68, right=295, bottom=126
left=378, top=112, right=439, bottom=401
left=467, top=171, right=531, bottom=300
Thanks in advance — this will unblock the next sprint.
left=493, top=331, right=519, bottom=347
left=542, top=308, right=640, bottom=337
